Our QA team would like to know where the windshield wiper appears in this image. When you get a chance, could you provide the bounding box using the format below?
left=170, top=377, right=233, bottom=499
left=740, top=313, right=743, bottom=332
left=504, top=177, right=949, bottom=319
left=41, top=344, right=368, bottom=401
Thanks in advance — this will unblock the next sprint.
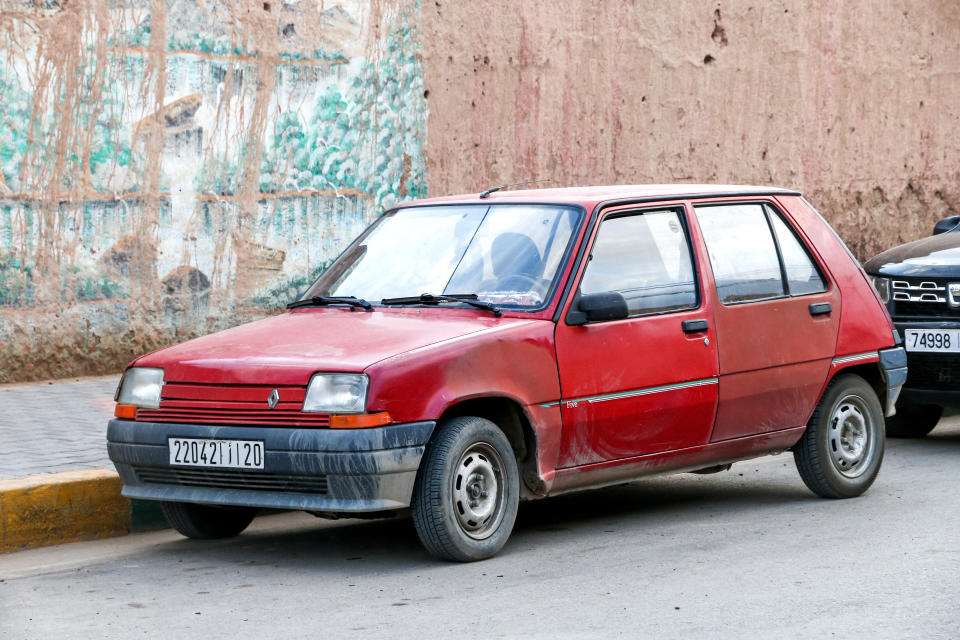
left=381, top=293, right=502, bottom=317
left=286, top=296, right=374, bottom=312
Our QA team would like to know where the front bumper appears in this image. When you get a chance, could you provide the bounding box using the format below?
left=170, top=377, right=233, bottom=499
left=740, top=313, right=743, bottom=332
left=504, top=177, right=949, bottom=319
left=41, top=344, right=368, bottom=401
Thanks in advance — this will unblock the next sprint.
left=893, top=320, right=960, bottom=409
left=107, top=419, right=435, bottom=513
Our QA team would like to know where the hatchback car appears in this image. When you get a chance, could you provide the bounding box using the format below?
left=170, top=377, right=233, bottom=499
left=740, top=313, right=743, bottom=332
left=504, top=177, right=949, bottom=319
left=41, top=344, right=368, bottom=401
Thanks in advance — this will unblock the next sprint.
left=108, top=185, right=905, bottom=561
left=865, top=215, right=960, bottom=437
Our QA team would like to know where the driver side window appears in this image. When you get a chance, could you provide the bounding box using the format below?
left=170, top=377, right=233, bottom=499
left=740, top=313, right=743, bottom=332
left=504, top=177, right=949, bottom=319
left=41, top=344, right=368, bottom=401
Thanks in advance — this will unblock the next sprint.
left=579, top=209, right=698, bottom=316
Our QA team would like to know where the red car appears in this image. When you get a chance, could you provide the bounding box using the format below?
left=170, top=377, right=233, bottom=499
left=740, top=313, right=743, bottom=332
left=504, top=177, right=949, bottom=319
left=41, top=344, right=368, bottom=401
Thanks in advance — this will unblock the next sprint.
left=108, top=185, right=906, bottom=561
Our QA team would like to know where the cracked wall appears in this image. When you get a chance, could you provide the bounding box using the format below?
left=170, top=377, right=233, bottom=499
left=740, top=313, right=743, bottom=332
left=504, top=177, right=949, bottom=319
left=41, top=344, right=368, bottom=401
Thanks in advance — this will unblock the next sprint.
left=2, top=0, right=960, bottom=383
left=419, top=0, right=960, bottom=260
left=0, top=0, right=426, bottom=382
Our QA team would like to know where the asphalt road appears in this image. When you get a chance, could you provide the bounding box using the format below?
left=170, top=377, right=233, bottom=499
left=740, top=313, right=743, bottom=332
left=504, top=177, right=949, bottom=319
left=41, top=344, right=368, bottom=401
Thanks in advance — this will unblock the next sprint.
left=3, top=420, right=960, bottom=639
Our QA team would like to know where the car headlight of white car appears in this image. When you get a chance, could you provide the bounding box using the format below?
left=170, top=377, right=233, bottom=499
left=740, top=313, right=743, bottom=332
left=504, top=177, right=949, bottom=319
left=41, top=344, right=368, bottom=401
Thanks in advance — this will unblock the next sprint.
left=116, top=367, right=165, bottom=409
left=303, top=373, right=369, bottom=413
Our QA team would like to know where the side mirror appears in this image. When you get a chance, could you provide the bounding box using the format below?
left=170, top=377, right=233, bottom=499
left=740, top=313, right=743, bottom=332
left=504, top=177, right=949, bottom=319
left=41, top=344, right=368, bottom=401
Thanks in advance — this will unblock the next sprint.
left=566, top=292, right=629, bottom=326
left=933, top=216, right=960, bottom=235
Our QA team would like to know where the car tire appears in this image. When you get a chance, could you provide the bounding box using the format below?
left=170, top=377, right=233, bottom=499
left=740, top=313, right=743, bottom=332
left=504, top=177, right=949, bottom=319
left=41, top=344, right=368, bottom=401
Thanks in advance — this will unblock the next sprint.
left=411, top=416, right=520, bottom=562
left=160, top=501, right=257, bottom=539
left=793, top=374, right=885, bottom=499
left=884, top=402, right=942, bottom=439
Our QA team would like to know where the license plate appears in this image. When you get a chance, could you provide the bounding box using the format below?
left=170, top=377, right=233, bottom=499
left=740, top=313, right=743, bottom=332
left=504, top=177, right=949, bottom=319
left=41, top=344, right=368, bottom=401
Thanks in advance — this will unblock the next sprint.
left=904, top=329, right=960, bottom=353
left=168, top=437, right=264, bottom=469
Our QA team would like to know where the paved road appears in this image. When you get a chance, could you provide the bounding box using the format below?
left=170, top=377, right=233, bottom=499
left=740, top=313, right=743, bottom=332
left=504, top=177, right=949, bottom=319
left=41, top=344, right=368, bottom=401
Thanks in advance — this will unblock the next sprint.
left=0, top=376, right=118, bottom=479
left=2, top=420, right=959, bottom=639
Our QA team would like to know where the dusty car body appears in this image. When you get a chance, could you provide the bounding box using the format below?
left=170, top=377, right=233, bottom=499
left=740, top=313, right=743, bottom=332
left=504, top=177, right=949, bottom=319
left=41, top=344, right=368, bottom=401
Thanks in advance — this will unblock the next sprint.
left=108, top=185, right=904, bottom=560
left=865, top=217, right=960, bottom=437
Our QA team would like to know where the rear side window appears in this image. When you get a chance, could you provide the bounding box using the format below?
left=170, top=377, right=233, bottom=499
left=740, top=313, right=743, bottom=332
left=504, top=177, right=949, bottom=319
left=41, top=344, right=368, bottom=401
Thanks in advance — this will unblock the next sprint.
left=696, top=204, right=785, bottom=303
left=769, top=212, right=827, bottom=295
left=695, top=203, right=827, bottom=304
left=579, top=209, right=697, bottom=316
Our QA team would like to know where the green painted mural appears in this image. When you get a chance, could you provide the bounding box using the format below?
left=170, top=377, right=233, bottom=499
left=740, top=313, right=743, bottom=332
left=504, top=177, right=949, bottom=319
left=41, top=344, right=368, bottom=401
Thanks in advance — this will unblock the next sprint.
left=0, top=0, right=427, bottom=382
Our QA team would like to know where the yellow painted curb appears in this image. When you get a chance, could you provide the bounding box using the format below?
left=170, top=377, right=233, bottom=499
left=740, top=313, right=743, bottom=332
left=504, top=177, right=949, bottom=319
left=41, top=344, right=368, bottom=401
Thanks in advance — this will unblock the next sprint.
left=0, top=469, right=131, bottom=553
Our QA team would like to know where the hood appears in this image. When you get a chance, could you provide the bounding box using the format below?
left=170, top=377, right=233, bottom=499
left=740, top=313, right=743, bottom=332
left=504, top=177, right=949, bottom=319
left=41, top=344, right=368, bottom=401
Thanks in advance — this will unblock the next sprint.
left=864, top=232, right=960, bottom=278
left=135, top=308, right=520, bottom=385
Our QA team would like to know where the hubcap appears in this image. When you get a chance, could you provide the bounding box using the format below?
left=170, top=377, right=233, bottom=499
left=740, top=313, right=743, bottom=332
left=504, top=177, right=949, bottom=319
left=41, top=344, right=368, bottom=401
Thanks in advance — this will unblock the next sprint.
left=828, top=394, right=875, bottom=478
left=452, top=443, right=505, bottom=540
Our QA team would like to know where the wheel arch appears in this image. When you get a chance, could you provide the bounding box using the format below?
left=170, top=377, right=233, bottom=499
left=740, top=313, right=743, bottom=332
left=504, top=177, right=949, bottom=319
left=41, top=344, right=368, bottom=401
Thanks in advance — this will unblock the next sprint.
left=825, top=362, right=887, bottom=414
left=437, top=395, right=543, bottom=500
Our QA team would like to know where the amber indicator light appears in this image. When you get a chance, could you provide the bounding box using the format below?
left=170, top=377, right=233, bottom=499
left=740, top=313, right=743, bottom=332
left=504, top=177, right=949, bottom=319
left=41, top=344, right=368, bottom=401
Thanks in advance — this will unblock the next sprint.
left=329, top=411, right=392, bottom=429
left=114, top=404, right=138, bottom=420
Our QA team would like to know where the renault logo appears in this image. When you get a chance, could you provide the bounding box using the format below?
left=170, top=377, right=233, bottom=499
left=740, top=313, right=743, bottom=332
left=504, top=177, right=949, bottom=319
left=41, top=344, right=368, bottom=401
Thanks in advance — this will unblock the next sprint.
left=949, top=283, right=960, bottom=308
left=267, top=389, right=280, bottom=410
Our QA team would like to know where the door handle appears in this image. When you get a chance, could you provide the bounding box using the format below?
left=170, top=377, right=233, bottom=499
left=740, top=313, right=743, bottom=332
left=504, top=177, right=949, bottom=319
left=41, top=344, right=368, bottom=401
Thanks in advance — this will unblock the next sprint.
left=809, top=302, right=832, bottom=316
left=682, top=319, right=709, bottom=333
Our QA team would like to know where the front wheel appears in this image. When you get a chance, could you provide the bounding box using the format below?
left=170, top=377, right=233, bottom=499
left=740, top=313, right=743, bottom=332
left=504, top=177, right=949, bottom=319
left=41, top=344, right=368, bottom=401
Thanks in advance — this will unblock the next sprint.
left=793, top=374, right=885, bottom=499
left=885, top=401, right=942, bottom=438
left=411, top=416, right=520, bottom=561
left=160, top=501, right=257, bottom=539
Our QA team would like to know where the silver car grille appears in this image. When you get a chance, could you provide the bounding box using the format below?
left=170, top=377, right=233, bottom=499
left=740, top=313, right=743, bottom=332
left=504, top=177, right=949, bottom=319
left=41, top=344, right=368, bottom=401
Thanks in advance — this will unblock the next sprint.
left=891, top=280, right=946, bottom=303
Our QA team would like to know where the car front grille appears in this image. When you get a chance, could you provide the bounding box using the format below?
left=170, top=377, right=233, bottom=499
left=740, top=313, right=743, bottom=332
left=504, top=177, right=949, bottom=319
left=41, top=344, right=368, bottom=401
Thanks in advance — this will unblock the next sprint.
left=905, top=352, right=960, bottom=391
left=890, top=277, right=960, bottom=319
left=135, top=383, right=331, bottom=427
left=134, top=466, right=329, bottom=494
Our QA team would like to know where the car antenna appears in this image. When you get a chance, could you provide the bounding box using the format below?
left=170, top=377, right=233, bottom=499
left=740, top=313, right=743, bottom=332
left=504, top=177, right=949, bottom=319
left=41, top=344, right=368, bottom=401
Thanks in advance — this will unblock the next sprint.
left=479, top=179, right=551, bottom=199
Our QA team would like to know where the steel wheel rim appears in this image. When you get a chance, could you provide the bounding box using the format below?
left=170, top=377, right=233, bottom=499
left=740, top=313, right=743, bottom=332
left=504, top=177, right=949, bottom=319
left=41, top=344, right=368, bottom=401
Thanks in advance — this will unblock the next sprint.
left=828, top=394, right=875, bottom=478
left=452, top=442, right=506, bottom=540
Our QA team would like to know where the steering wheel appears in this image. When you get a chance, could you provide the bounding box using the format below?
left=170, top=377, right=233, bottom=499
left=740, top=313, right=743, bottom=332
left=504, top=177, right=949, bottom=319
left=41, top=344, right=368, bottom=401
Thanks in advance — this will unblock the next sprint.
left=497, top=274, right=538, bottom=292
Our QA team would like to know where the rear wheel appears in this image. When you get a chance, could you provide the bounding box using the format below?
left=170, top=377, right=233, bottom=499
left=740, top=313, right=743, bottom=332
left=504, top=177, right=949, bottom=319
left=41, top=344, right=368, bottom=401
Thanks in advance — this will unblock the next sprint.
left=411, top=416, right=520, bottom=562
left=885, top=401, right=942, bottom=438
left=160, top=501, right=257, bottom=539
left=794, top=374, right=885, bottom=499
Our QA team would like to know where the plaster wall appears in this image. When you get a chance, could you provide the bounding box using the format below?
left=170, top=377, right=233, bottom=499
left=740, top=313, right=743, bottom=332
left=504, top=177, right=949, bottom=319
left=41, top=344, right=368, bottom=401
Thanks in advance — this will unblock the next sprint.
left=420, top=0, right=960, bottom=259
left=0, top=0, right=425, bottom=382
left=1, top=0, right=959, bottom=382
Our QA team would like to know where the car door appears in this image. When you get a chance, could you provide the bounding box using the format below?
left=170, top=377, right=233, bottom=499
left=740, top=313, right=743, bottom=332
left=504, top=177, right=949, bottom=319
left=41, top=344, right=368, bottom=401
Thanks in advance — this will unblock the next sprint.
left=554, top=205, right=720, bottom=468
left=692, top=201, right=841, bottom=441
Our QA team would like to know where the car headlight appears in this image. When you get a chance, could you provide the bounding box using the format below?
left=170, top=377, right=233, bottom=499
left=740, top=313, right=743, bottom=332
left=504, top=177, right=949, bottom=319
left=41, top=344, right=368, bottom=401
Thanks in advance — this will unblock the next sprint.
left=116, top=367, right=165, bottom=409
left=303, top=373, right=369, bottom=413
left=869, top=275, right=890, bottom=303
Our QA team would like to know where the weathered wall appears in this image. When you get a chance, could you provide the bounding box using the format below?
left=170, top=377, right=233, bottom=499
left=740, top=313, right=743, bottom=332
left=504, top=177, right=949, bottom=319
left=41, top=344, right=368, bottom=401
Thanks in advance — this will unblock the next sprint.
left=420, top=0, right=960, bottom=260
left=0, top=0, right=425, bottom=382
left=2, top=1, right=959, bottom=382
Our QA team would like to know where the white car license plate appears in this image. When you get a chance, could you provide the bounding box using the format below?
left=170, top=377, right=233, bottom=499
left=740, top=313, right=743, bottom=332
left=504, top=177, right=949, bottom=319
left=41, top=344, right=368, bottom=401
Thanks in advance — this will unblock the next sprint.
left=168, top=437, right=264, bottom=469
left=904, top=329, right=960, bottom=353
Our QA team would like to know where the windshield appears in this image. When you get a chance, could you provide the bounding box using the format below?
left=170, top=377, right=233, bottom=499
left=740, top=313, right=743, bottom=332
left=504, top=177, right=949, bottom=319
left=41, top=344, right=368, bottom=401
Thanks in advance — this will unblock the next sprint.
left=306, top=204, right=581, bottom=309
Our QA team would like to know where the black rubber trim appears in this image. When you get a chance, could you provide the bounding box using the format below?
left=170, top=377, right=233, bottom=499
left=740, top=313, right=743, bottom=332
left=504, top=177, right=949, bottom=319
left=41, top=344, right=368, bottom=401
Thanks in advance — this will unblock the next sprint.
left=682, top=319, right=709, bottom=333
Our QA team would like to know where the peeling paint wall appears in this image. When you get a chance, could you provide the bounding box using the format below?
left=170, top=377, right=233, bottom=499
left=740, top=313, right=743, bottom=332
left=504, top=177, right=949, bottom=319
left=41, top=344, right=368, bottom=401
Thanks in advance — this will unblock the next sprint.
left=0, top=0, right=426, bottom=382
left=2, top=1, right=959, bottom=383
left=420, top=0, right=960, bottom=260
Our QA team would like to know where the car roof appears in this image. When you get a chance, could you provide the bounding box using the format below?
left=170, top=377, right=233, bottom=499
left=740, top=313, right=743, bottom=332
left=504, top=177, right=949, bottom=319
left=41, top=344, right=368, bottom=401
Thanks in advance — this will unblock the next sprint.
left=399, top=184, right=801, bottom=209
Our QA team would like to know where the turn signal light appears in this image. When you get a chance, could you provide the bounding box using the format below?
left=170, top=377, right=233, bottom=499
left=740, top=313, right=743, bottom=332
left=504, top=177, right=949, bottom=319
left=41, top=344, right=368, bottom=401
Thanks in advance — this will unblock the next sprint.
left=114, top=404, right=138, bottom=419
left=329, top=411, right=392, bottom=429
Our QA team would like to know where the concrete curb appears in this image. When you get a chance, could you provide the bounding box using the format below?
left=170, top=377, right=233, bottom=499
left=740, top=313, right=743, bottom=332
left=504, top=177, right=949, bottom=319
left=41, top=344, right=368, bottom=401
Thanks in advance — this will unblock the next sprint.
left=0, top=469, right=167, bottom=553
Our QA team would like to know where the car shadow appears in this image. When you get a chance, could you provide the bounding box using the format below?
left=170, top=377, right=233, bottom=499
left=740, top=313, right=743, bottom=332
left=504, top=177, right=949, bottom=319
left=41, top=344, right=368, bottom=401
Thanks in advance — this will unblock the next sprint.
left=145, top=471, right=814, bottom=570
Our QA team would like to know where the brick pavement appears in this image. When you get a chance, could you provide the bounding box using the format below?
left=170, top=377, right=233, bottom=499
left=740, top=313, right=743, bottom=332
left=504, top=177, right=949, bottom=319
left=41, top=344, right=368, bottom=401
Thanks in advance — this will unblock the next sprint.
left=0, top=376, right=120, bottom=480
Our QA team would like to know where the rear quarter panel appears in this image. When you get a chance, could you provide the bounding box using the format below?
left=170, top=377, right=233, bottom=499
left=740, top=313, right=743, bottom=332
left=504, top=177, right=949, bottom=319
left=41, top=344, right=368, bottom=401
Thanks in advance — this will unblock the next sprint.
left=775, top=195, right=896, bottom=357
